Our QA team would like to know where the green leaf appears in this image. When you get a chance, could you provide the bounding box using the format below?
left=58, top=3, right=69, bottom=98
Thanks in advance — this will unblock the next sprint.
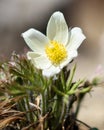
left=52, top=86, right=65, bottom=96
left=66, top=64, right=76, bottom=90
left=70, top=80, right=84, bottom=91
left=67, top=80, right=84, bottom=95
left=80, top=86, right=91, bottom=93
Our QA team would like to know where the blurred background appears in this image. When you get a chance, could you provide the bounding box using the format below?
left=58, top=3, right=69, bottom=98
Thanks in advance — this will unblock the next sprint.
left=0, top=0, right=104, bottom=129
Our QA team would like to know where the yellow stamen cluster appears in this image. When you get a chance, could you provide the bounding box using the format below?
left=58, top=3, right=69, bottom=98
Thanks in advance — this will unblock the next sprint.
left=45, top=41, right=67, bottom=65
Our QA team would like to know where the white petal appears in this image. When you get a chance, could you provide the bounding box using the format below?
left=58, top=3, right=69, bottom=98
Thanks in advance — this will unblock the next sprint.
left=47, top=11, right=68, bottom=45
left=22, top=28, right=49, bottom=54
left=60, top=50, right=78, bottom=68
left=27, top=51, right=41, bottom=69
left=42, top=65, right=61, bottom=77
left=27, top=51, right=40, bottom=60
left=67, top=27, right=86, bottom=50
left=34, top=55, right=52, bottom=69
left=27, top=52, right=51, bottom=69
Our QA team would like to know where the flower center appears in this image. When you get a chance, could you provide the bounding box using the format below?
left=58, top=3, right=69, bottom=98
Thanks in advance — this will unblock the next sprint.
left=45, top=41, right=67, bottom=65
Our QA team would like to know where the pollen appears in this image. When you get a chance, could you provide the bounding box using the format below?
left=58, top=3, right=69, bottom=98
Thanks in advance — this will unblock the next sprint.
left=45, top=41, right=67, bottom=65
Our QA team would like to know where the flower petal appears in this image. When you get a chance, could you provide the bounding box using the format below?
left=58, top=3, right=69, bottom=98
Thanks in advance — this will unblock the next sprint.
left=42, top=65, right=60, bottom=77
left=22, top=28, right=49, bottom=54
left=27, top=51, right=42, bottom=69
left=47, top=11, right=68, bottom=45
left=34, top=55, right=52, bottom=69
left=27, top=51, right=40, bottom=60
left=60, top=50, right=78, bottom=68
left=67, top=27, right=86, bottom=50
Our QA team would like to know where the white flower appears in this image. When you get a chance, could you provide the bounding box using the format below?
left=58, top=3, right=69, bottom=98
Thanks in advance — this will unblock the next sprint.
left=22, top=11, right=86, bottom=77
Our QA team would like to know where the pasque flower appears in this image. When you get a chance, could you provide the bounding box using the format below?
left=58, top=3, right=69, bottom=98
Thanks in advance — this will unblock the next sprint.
left=22, top=11, right=86, bottom=77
